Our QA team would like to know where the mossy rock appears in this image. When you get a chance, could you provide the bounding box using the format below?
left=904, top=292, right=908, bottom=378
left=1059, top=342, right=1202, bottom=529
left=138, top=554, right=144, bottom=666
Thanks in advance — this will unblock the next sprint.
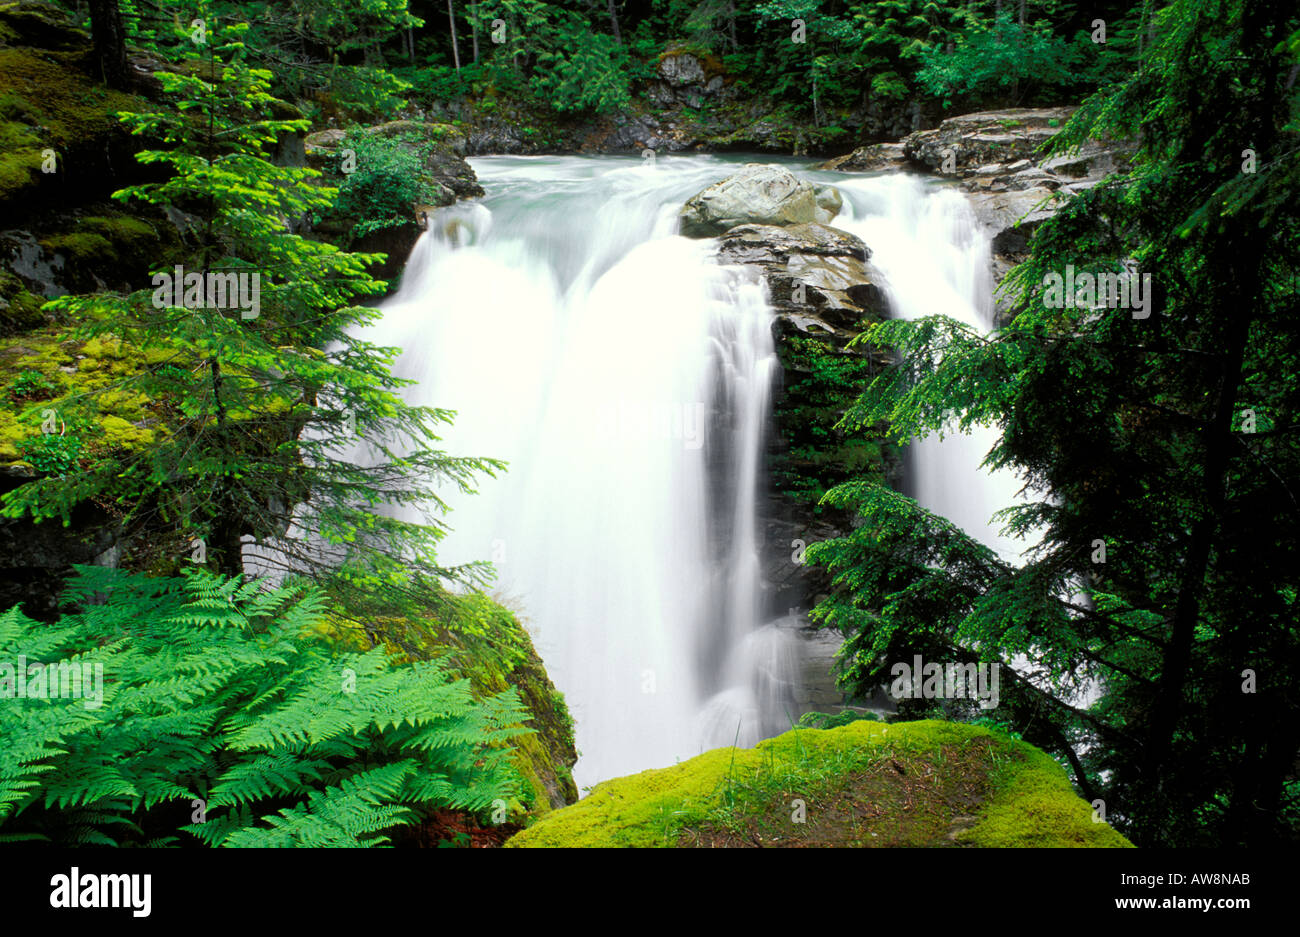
left=0, top=269, right=47, bottom=333
left=0, top=1, right=86, bottom=52
left=0, top=327, right=163, bottom=463
left=34, top=213, right=180, bottom=293
left=505, top=719, right=1133, bottom=848
left=0, top=44, right=147, bottom=213
left=318, top=591, right=579, bottom=820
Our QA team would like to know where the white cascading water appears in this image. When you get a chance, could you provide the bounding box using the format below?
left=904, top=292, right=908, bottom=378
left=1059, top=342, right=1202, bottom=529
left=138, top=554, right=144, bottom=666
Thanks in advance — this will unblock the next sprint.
left=356, top=157, right=1034, bottom=791
left=360, top=156, right=796, bottom=789
left=817, top=172, right=1030, bottom=560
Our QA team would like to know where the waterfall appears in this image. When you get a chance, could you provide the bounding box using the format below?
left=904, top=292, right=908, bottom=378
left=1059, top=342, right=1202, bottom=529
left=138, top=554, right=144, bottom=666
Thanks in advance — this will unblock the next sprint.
left=356, top=158, right=1039, bottom=791
left=362, top=156, right=795, bottom=789
left=820, top=172, right=1030, bottom=560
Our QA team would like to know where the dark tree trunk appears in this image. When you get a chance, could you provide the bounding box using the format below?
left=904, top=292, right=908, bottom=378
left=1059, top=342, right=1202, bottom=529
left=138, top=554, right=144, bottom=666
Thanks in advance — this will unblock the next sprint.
left=89, top=0, right=130, bottom=90
left=471, top=1, right=480, bottom=62
left=448, top=0, right=461, bottom=72
left=607, top=0, right=621, bottom=43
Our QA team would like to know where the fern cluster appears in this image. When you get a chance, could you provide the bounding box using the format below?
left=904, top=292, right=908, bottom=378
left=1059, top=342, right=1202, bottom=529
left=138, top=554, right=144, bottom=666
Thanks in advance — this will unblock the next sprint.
left=0, top=566, right=530, bottom=847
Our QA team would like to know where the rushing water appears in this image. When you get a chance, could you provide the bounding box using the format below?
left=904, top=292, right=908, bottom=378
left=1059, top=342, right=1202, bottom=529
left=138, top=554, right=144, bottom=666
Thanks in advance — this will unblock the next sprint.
left=806, top=171, right=1030, bottom=561
left=360, top=155, right=1026, bottom=790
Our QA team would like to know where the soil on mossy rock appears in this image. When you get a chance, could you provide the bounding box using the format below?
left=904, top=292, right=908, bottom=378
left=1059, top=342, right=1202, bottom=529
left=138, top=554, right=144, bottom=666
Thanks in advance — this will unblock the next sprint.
left=679, top=735, right=997, bottom=847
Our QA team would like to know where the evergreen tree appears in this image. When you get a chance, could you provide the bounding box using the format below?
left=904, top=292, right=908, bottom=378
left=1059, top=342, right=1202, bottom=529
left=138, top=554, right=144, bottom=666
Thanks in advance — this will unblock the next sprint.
left=2, top=20, right=502, bottom=602
left=808, top=0, right=1300, bottom=846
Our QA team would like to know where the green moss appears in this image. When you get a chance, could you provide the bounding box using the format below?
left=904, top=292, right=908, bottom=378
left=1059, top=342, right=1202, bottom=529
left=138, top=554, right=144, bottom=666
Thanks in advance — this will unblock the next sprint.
left=506, top=719, right=1133, bottom=848
left=0, top=146, right=41, bottom=203
left=35, top=215, right=179, bottom=293
left=39, top=232, right=114, bottom=265
left=0, top=327, right=162, bottom=464
left=0, top=46, right=145, bottom=206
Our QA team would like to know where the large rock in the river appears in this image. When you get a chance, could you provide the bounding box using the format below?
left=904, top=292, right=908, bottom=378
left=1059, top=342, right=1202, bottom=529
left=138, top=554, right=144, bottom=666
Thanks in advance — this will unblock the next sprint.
left=817, top=142, right=908, bottom=173
left=717, top=223, right=886, bottom=332
left=679, top=165, right=840, bottom=237
left=716, top=221, right=894, bottom=631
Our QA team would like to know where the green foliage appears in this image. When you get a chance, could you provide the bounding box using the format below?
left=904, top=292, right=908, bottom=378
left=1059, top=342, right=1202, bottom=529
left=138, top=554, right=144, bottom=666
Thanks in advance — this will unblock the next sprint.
left=7, top=369, right=56, bottom=400
left=0, top=565, right=529, bottom=846
left=333, top=131, right=438, bottom=237
left=3, top=22, right=501, bottom=598
left=463, top=0, right=632, bottom=114
left=531, top=29, right=631, bottom=114
left=773, top=332, right=887, bottom=511
left=794, top=709, right=881, bottom=729
left=107, top=0, right=419, bottom=118
left=808, top=0, right=1300, bottom=847
left=324, top=65, right=412, bottom=120
left=15, top=431, right=82, bottom=475
left=916, top=10, right=1134, bottom=109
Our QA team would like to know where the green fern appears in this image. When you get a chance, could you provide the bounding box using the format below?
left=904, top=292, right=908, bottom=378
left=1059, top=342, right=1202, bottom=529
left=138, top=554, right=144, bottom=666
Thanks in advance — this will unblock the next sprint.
left=0, top=566, right=532, bottom=847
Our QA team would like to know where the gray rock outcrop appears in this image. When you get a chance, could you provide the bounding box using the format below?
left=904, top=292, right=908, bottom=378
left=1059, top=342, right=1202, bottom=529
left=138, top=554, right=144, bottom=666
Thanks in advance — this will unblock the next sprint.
left=679, top=164, right=842, bottom=237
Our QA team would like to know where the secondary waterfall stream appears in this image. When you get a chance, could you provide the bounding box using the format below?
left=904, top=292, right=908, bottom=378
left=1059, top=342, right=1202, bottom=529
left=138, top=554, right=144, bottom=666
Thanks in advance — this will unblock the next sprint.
left=817, top=171, right=1029, bottom=561
left=362, top=155, right=1020, bottom=790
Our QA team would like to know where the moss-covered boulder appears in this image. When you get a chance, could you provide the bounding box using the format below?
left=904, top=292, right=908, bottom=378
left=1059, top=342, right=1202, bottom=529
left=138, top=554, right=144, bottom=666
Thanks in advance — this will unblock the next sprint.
left=506, top=719, right=1132, bottom=848
left=319, top=592, right=579, bottom=819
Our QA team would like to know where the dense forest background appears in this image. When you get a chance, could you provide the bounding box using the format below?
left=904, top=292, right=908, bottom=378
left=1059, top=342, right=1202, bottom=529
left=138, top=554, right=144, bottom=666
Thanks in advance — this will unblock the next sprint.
left=0, top=0, right=1296, bottom=849
left=77, top=0, right=1152, bottom=147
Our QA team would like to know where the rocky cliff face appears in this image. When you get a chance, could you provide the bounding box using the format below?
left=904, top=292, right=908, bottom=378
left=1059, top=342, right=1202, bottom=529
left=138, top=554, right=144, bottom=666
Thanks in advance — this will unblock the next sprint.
left=900, top=107, right=1133, bottom=324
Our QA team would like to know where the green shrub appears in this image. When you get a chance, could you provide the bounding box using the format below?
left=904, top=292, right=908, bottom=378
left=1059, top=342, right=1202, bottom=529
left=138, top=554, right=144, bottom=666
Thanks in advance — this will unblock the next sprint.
left=333, top=132, right=438, bottom=238
left=8, top=369, right=56, bottom=400
left=15, top=430, right=82, bottom=475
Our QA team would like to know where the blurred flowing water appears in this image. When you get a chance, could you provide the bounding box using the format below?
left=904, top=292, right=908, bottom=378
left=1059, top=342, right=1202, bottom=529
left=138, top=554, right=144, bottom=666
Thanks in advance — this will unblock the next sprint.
left=357, top=156, right=1030, bottom=790
left=808, top=171, right=1030, bottom=561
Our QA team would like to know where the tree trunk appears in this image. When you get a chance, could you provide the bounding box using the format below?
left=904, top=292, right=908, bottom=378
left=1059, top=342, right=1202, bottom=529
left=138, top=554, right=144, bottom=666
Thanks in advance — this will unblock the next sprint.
left=88, top=0, right=130, bottom=90
left=607, top=0, right=621, bottom=43
left=447, top=0, right=461, bottom=72
left=471, top=1, right=480, bottom=63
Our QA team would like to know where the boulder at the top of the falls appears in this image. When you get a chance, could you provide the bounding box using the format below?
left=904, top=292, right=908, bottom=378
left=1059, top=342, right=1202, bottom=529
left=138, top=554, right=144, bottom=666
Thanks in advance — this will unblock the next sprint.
left=678, top=164, right=841, bottom=237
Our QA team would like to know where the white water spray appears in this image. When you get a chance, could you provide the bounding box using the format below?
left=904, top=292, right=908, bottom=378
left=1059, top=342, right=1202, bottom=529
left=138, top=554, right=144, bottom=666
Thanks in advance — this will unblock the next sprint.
left=822, top=172, right=1030, bottom=560
left=363, top=156, right=795, bottom=789
left=357, top=159, right=1037, bottom=791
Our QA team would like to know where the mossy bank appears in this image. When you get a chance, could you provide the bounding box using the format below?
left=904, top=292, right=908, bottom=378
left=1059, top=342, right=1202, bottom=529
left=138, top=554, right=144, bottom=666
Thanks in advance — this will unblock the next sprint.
left=506, top=719, right=1133, bottom=848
